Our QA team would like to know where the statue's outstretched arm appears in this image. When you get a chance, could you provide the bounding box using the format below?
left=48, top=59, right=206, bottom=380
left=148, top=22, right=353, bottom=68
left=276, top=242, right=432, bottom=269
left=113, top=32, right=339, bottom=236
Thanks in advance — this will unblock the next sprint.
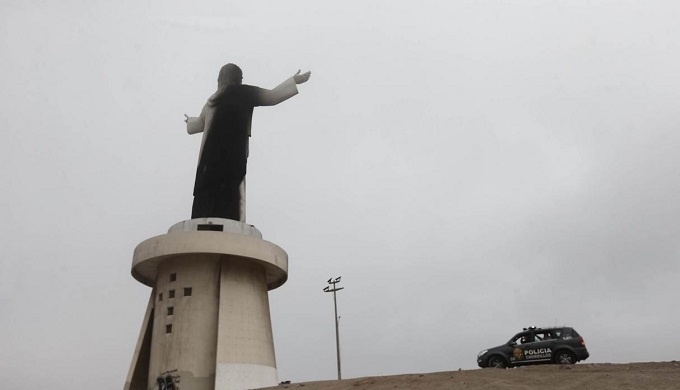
left=258, top=69, right=311, bottom=106
left=185, top=105, right=207, bottom=134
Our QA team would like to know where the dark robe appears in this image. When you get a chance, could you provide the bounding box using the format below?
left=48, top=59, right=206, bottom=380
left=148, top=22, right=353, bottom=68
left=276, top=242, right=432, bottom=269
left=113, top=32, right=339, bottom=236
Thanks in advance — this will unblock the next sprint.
left=187, top=78, right=298, bottom=220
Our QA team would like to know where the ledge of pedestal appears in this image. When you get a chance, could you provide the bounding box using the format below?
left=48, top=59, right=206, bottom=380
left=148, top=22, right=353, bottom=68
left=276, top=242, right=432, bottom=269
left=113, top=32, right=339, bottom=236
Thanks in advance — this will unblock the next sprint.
left=131, top=219, right=288, bottom=290
left=168, top=218, right=263, bottom=238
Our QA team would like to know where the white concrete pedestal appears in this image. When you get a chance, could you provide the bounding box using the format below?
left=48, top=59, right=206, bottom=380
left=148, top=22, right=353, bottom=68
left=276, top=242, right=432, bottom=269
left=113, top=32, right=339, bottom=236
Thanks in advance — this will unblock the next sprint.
left=124, top=218, right=288, bottom=390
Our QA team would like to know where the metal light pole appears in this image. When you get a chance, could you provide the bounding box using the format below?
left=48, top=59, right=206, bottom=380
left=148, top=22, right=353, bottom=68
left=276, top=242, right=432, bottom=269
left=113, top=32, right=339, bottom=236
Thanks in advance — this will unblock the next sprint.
left=323, top=276, right=344, bottom=380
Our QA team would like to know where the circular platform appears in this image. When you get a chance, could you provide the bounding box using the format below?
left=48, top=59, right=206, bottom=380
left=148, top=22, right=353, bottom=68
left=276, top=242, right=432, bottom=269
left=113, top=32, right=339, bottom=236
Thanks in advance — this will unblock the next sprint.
left=132, top=219, right=288, bottom=290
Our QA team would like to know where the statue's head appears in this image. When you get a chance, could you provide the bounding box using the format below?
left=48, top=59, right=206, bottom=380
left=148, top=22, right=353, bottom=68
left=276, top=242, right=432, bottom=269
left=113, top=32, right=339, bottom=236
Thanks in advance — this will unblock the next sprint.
left=218, top=63, right=243, bottom=88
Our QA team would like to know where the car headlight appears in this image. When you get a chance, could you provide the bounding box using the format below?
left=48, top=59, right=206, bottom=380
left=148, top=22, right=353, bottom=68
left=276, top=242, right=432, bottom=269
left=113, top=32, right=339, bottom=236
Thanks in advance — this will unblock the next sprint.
left=477, top=350, right=488, bottom=358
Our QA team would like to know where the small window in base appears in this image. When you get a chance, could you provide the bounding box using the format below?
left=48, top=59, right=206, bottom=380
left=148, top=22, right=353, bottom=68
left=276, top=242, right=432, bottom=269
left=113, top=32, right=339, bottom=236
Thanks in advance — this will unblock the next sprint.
left=158, top=293, right=163, bottom=302
left=165, top=324, right=172, bottom=334
left=169, top=290, right=175, bottom=298
left=198, top=224, right=223, bottom=231
left=170, top=273, right=177, bottom=282
left=184, top=287, right=192, bottom=297
left=167, top=307, right=174, bottom=316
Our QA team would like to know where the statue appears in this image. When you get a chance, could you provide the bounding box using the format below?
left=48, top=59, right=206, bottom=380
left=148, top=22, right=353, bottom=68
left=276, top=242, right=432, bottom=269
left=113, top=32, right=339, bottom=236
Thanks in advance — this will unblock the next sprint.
left=184, top=64, right=311, bottom=221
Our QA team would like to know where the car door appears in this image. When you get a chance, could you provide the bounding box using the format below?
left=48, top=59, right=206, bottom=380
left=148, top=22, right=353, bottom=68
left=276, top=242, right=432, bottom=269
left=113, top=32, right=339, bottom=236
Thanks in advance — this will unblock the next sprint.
left=507, top=331, right=532, bottom=366
left=519, top=330, right=554, bottom=364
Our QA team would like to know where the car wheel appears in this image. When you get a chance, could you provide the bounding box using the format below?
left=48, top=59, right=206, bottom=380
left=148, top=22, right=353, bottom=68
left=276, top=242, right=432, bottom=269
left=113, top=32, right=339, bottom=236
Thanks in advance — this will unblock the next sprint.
left=555, top=350, right=576, bottom=365
left=488, top=356, right=507, bottom=369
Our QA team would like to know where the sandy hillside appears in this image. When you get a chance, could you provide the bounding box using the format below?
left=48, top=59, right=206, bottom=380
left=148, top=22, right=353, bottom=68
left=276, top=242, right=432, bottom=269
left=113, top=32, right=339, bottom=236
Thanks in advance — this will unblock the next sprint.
left=260, top=362, right=680, bottom=390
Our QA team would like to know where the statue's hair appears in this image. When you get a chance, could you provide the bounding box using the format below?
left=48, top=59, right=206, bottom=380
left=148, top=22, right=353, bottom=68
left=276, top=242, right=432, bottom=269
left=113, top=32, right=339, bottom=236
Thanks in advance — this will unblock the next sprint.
left=218, top=63, right=243, bottom=89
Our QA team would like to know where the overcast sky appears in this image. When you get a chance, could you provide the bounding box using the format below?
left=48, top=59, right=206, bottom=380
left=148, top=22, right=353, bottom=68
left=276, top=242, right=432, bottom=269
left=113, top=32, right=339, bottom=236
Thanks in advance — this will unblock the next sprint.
left=2, top=1, right=680, bottom=389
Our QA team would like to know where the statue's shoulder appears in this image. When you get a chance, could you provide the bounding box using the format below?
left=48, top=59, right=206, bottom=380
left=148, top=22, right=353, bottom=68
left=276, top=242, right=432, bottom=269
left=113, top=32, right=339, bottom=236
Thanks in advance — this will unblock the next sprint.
left=229, top=85, right=266, bottom=105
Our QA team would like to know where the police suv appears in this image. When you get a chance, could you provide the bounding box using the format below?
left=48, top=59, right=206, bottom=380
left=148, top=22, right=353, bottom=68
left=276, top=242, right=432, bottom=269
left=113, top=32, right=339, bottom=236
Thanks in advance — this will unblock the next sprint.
left=477, top=326, right=589, bottom=368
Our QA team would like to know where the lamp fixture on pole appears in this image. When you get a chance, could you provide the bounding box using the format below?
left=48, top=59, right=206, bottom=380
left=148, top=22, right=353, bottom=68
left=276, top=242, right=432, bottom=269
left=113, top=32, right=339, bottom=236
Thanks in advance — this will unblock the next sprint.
left=323, top=276, right=344, bottom=380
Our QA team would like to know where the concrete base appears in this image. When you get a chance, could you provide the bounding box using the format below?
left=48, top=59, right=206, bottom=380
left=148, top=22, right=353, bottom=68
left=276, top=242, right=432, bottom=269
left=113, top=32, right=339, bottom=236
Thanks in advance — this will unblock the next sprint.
left=125, top=218, right=288, bottom=390
left=215, top=364, right=278, bottom=390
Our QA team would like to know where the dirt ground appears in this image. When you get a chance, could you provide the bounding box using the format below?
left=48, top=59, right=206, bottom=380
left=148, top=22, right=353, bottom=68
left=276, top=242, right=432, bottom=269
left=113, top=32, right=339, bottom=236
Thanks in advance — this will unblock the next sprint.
left=260, top=362, right=680, bottom=390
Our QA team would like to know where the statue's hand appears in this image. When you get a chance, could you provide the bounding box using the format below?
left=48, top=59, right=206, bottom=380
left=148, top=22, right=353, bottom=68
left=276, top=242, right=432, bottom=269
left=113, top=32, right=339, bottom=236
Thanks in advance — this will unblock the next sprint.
left=184, top=113, right=189, bottom=123
left=293, top=69, right=311, bottom=84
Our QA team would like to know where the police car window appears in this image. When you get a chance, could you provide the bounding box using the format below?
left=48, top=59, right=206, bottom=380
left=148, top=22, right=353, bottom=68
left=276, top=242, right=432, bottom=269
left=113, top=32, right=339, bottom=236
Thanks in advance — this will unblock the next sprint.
left=536, top=331, right=552, bottom=340
left=554, top=329, right=563, bottom=338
